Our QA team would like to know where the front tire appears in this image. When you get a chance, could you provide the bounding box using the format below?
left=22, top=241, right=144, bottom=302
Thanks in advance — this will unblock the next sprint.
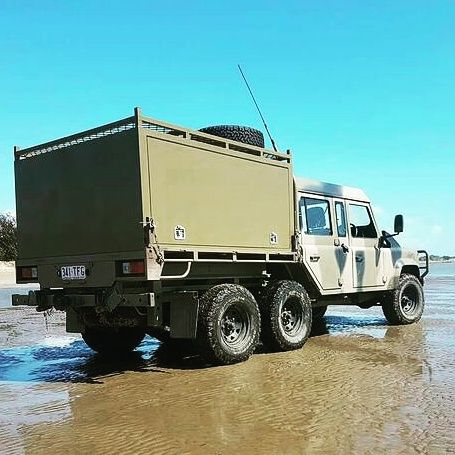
left=196, top=284, right=261, bottom=365
left=82, top=327, right=145, bottom=355
left=382, top=274, right=425, bottom=325
left=260, top=280, right=312, bottom=351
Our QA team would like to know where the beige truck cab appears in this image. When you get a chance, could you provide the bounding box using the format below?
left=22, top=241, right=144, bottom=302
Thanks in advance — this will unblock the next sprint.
left=295, top=178, right=428, bottom=323
left=12, top=109, right=429, bottom=366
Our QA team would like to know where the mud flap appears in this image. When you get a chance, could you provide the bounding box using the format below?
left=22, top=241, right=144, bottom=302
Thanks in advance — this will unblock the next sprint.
left=66, top=306, right=84, bottom=333
left=170, top=292, right=199, bottom=339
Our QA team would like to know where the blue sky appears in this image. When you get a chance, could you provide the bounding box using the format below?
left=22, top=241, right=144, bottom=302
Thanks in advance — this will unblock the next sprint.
left=1, top=0, right=454, bottom=255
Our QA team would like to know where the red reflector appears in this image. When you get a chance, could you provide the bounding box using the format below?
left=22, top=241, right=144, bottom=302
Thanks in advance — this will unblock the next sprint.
left=122, top=260, right=145, bottom=275
left=130, top=261, right=145, bottom=274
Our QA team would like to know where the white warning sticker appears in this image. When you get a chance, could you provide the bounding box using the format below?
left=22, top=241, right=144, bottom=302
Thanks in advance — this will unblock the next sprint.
left=174, top=225, right=186, bottom=240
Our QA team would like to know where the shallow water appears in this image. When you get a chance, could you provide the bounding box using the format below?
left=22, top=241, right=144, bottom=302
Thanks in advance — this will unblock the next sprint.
left=0, top=263, right=454, bottom=454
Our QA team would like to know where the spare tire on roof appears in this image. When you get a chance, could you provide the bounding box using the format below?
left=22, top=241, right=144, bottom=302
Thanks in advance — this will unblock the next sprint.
left=198, top=125, right=265, bottom=148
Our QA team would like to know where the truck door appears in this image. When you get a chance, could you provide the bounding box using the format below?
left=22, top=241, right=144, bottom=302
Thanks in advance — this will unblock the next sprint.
left=347, top=202, right=383, bottom=288
left=299, top=195, right=341, bottom=291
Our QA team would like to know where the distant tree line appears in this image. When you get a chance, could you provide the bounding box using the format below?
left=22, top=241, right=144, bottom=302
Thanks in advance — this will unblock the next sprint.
left=429, top=255, right=455, bottom=262
left=0, top=213, right=17, bottom=261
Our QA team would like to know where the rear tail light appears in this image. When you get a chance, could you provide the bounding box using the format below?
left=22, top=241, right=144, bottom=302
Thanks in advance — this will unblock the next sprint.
left=17, top=266, right=38, bottom=280
left=120, top=260, right=145, bottom=276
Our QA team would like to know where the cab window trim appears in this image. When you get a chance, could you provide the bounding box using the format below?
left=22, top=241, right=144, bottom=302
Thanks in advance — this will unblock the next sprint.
left=299, top=195, right=333, bottom=237
left=334, top=200, right=347, bottom=238
left=347, top=202, right=378, bottom=239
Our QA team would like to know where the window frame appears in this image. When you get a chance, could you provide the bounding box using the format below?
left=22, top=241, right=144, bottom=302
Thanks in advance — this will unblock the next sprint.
left=347, top=202, right=378, bottom=239
left=334, top=201, right=347, bottom=238
left=299, top=196, right=333, bottom=237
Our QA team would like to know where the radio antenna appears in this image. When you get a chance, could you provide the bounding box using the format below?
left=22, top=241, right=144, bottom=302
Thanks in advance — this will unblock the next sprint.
left=237, top=64, right=278, bottom=152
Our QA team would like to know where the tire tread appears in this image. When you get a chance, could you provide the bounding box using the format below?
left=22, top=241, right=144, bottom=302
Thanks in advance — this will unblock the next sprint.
left=198, top=125, right=265, bottom=148
left=381, top=274, right=425, bottom=325
left=197, top=284, right=261, bottom=365
left=259, top=280, right=312, bottom=352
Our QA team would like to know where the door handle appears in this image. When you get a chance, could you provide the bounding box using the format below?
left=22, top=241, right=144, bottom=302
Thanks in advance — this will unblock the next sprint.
left=341, top=243, right=349, bottom=253
left=355, top=256, right=364, bottom=263
left=310, top=255, right=320, bottom=262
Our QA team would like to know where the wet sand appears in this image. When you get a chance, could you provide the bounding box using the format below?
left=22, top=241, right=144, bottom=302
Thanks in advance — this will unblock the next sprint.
left=1, top=264, right=454, bottom=454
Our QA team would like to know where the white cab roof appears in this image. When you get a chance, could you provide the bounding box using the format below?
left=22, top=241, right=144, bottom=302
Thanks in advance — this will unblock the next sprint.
left=295, top=177, right=370, bottom=203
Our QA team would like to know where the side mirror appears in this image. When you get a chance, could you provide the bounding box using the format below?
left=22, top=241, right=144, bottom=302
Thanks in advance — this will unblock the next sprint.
left=394, top=214, right=403, bottom=234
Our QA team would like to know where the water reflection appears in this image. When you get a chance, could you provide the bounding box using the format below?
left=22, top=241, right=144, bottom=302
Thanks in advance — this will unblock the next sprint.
left=0, top=309, right=413, bottom=385
left=0, top=337, right=162, bottom=384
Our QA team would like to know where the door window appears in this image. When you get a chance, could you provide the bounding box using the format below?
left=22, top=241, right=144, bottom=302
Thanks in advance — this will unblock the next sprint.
left=335, top=202, right=347, bottom=237
left=348, top=204, right=377, bottom=238
left=299, top=197, right=332, bottom=236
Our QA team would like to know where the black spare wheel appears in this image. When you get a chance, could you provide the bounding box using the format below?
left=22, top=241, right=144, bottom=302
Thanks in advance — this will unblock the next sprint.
left=198, top=125, right=265, bottom=148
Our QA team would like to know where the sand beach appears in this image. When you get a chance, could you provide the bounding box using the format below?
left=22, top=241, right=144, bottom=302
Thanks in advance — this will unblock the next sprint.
left=1, top=262, right=454, bottom=454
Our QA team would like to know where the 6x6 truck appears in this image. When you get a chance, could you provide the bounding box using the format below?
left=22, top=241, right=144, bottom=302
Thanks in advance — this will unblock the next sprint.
left=12, top=108, right=429, bottom=365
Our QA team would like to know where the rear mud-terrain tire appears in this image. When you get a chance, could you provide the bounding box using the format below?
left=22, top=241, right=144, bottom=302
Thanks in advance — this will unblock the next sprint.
left=198, top=125, right=265, bottom=148
left=312, top=305, right=328, bottom=320
left=82, top=327, right=145, bottom=355
left=260, top=280, right=312, bottom=351
left=196, top=284, right=261, bottom=365
left=382, top=274, right=425, bottom=325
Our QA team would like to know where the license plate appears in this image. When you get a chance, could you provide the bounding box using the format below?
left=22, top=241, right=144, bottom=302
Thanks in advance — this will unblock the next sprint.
left=61, top=265, right=86, bottom=280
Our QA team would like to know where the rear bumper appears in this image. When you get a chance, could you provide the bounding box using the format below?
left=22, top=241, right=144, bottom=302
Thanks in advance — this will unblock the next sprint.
left=12, top=292, right=38, bottom=306
left=12, top=289, right=199, bottom=339
left=12, top=290, right=155, bottom=309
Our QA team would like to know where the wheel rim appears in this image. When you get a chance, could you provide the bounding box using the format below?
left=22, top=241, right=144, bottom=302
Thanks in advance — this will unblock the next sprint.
left=220, top=304, right=251, bottom=349
left=280, top=296, right=304, bottom=337
left=400, top=284, right=420, bottom=315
